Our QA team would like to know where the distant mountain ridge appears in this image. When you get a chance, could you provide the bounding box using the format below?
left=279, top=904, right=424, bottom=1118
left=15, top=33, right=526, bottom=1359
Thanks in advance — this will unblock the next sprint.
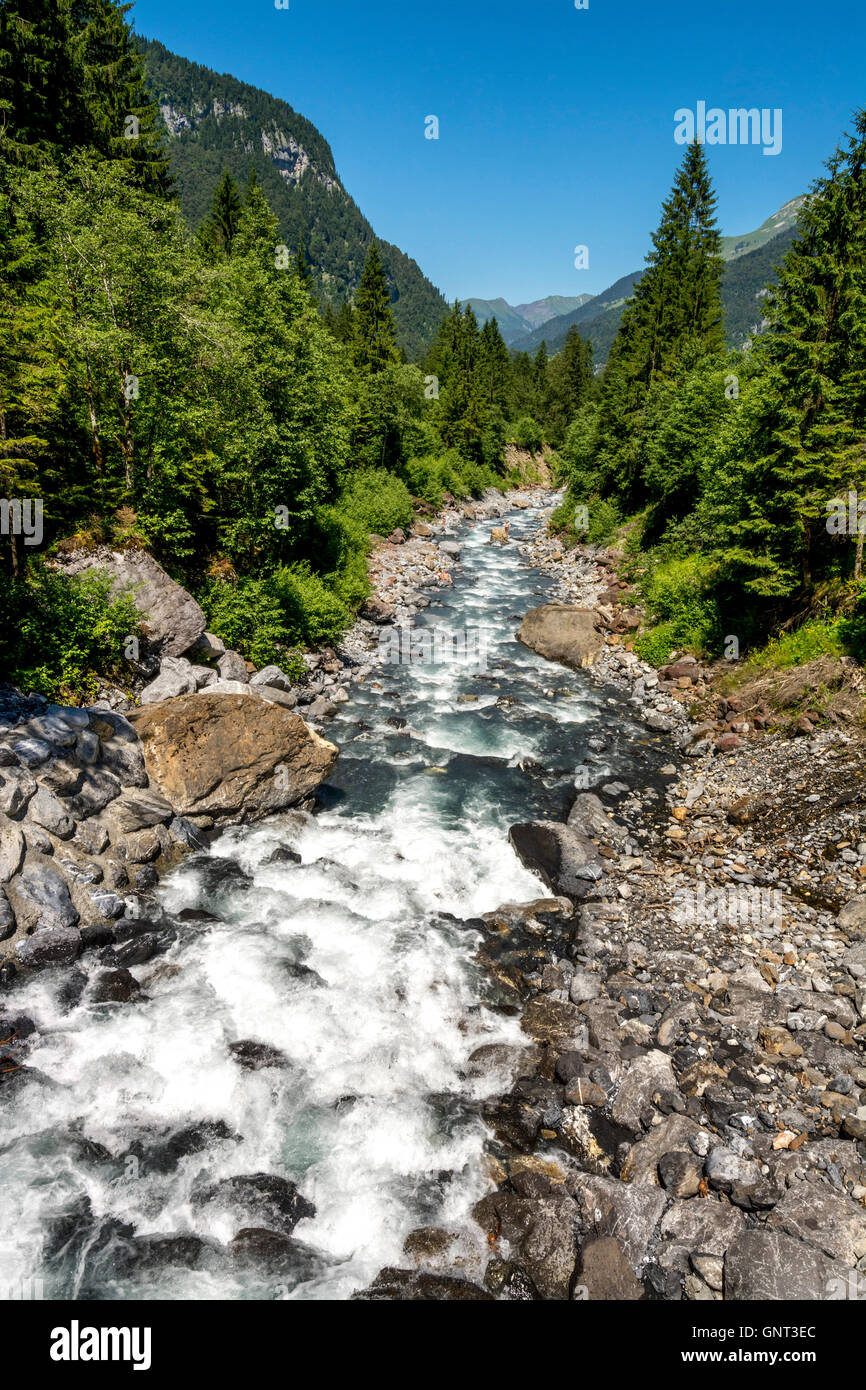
left=504, top=198, right=804, bottom=364
left=136, top=37, right=449, bottom=359
left=466, top=293, right=592, bottom=344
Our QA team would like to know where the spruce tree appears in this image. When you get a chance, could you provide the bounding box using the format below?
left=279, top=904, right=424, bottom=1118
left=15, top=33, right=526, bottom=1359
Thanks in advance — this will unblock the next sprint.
left=353, top=241, right=398, bottom=373
left=207, top=171, right=242, bottom=255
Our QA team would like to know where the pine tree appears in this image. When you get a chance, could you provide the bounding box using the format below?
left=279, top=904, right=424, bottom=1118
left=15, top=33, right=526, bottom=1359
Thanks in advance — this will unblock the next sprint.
left=594, top=141, right=725, bottom=503
left=353, top=241, right=398, bottom=373
left=206, top=171, right=242, bottom=255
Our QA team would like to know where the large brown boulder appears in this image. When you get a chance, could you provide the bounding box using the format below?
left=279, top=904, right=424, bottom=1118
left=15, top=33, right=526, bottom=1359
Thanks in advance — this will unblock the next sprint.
left=517, top=604, right=603, bottom=669
left=128, top=693, right=338, bottom=822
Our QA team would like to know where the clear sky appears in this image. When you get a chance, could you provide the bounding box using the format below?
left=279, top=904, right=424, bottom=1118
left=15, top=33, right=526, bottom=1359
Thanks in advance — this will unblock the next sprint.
left=129, top=0, right=866, bottom=305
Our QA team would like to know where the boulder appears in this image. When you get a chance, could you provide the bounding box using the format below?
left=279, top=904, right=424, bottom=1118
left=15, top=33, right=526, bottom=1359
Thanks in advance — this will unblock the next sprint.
left=7, top=866, right=79, bottom=931
left=217, top=650, right=248, bottom=683
left=578, top=1237, right=644, bottom=1300
left=140, top=665, right=197, bottom=705
left=508, top=821, right=603, bottom=899
left=56, top=548, right=206, bottom=657
left=15, top=924, right=81, bottom=970
left=0, top=824, right=25, bottom=883
left=767, top=1181, right=866, bottom=1265
left=724, top=1230, right=848, bottom=1301
left=128, top=693, right=338, bottom=822
left=517, top=604, right=603, bottom=670
left=838, top=894, right=866, bottom=939
left=249, top=665, right=294, bottom=693
left=360, top=596, right=396, bottom=625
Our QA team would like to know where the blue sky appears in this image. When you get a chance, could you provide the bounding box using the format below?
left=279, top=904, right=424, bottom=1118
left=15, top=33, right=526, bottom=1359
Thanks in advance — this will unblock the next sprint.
left=130, top=0, right=866, bottom=305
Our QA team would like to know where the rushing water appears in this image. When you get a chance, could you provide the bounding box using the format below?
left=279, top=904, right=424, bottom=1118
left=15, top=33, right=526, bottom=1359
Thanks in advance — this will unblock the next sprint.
left=0, top=500, right=672, bottom=1300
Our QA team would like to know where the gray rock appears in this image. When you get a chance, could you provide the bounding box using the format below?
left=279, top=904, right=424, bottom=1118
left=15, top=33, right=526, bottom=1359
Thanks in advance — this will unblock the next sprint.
left=0, top=769, right=37, bottom=818
left=569, top=971, right=602, bottom=1005
left=56, top=548, right=206, bottom=657
left=87, top=889, right=125, bottom=920
left=217, top=650, right=248, bottom=683
left=9, top=866, right=79, bottom=930
left=140, top=666, right=197, bottom=705
left=249, top=665, right=294, bottom=693
left=705, top=1146, right=761, bottom=1193
left=569, top=1173, right=666, bottom=1271
left=12, top=737, right=54, bottom=767
left=439, top=542, right=461, bottom=560
left=28, top=786, right=74, bottom=839
left=38, top=759, right=84, bottom=796
left=567, top=791, right=627, bottom=844
left=767, top=1181, right=866, bottom=1265
left=190, top=631, right=226, bottom=659
left=0, top=824, right=25, bottom=882
left=660, top=1199, right=745, bottom=1256
left=98, top=738, right=147, bottom=789
left=724, top=1230, right=849, bottom=1301
left=73, top=819, right=110, bottom=856
left=15, top=925, right=81, bottom=970
left=64, top=767, right=122, bottom=819
left=87, top=710, right=138, bottom=743
left=838, top=895, right=866, bottom=939
left=610, top=1050, right=678, bottom=1130
left=508, top=821, right=603, bottom=898
left=103, top=788, right=174, bottom=835
left=658, top=1150, right=704, bottom=1198
left=0, top=885, right=15, bottom=940
left=75, top=731, right=101, bottom=764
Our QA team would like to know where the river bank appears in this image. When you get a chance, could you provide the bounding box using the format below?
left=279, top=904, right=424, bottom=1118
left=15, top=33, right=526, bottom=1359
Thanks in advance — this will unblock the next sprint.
left=1, top=489, right=864, bottom=1302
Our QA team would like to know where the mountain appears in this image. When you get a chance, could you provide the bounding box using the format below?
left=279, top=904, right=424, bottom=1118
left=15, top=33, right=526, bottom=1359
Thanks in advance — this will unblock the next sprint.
left=136, top=38, right=448, bottom=359
left=466, top=293, right=592, bottom=345
left=510, top=200, right=804, bottom=364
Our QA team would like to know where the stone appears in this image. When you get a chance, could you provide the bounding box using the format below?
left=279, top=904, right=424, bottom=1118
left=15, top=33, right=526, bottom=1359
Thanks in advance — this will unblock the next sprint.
left=249, top=665, right=294, bottom=693
left=15, top=925, right=81, bottom=970
left=190, top=631, right=226, bottom=659
left=64, top=767, right=122, bottom=819
left=73, top=820, right=111, bottom=856
left=27, top=786, right=74, bottom=839
left=767, top=1181, right=866, bottom=1265
left=473, top=1190, right=578, bottom=1300
left=838, top=894, right=866, bottom=939
left=128, top=693, right=338, bottom=822
left=705, top=1146, right=761, bottom=1194
left=521, top=995, right=587, bottom=1046
left=12, top=737, right=54, bottom=767
left=217, top=650, right=248, bottom=683
left=360, top=596, right=396, bottom=625
left=0, top=769, right=37, bottom=818
left=517, top=604, right=603, bottom=670
left=579, top=1237, right=644, bottom=1300
left=508, top=821, right=603, bottom=898
left=569, top=1173, right=666, bottom=1272
left=611, top=1050, right=678, bottom=1130
left=357, top=1269, right=493, bottom=1301
left=620, top=1114, right=704, bottom=1186
left=8, top=866, right=79, bottom=930
left=0, top=824, right=25, bottom=882
left=724, top=1230, right=849, bottom=1301
left=658, top=1150, right=703, bottom=1199
left=103, top=787, right=174, bottom=835
left=140, top=666, right=197, bottom=705
left=192, top=1173, right=315, bottom=1236
left=569, top=971, right=602, bottom=1005
left=90, top=968, right=142, bottom=1004
left=98, top=738, right=148, bottom=788
left=56, top=548, right=206, bottom=656
left=567, top=791, right=627, bottom=844
left=661, top=1199, right=746, bottom=1256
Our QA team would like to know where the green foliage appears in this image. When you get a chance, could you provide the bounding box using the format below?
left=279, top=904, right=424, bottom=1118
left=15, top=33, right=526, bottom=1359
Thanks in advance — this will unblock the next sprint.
left=271, top=565, right=352, bottom=648
left=199, top=576, right=302, bottom=674
left=513, top=415, right=544, bottom=454
left=838, top=585, right=866, bottom=661
left=339, top=468, right=414, bottom=536
left=636, top=554, right=723, bottom=658
left=743, top=619, right=845, bottom=672
left=0, top=561, right=140, bottom=701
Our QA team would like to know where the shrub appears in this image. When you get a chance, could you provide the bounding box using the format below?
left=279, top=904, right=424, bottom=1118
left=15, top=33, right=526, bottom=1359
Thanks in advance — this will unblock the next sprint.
left=838, top=584, right=866, bottom=663
left=746, top=619, right=844, bottom=671
left=199, top=576, right=303, bottom=674
left=270, top=564, right=352, bottom=648
left=340, top=468, right=413, bottom=536
left=513, top=415, right=544, bottom=454
left=0, top=561, right=141, bottom=703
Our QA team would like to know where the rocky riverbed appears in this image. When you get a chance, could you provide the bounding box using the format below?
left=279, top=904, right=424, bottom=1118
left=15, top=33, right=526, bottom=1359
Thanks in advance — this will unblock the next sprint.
left=2, top=487, right=864, bottom=1302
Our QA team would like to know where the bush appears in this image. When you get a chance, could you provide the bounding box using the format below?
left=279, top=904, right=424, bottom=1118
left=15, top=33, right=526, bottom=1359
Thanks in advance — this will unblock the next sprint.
left=513, top=415, right=544, bottom=454
left=633, top=621, right=679, bottom=667
left=199, top=576, right=303, bottom=674
left=635, top=553, right=723, bottom=659
left=340, top=468, right=413, bottom=536
left=746, top=619, right=844, bottom=671
left=838, top=584, right=866, bottom=663
left=0, top=561, right=141, bottom=703
left=271, top=565, right=352, bottom=648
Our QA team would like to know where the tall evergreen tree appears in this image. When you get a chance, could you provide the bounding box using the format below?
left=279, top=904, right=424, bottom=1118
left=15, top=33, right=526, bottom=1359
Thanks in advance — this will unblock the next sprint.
left=353, top=241, right=398, bottom=373
left=206, top=170, right=242, bottom=256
